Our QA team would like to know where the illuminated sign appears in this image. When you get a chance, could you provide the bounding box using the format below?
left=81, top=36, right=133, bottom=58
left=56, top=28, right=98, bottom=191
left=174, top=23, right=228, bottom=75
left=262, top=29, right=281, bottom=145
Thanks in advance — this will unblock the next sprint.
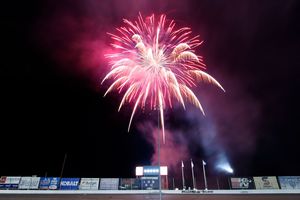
left=136, top=167, right=143, bottom=176
left=135, top=166, right=168, bottom=176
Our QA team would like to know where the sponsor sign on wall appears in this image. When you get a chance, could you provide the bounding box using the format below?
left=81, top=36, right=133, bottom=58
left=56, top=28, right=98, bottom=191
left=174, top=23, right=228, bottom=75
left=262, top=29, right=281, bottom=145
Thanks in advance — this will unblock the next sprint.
left=99, top=178, right=119, bottom=190
left=79, top=178, right=100, bottom=190
left=0, top=176, right=21, bottom=189
left=0, top=177, right=6, bottom=189
left=230, top=177, right=255, bottom=189
left=141, top=176, right=159, bottom=190
left=18, top=177, right=40, bottom=189
left=39, top=177, right=60, bottom=190
left=59, top=178, right=80, bottom=190
left=119, top=178, right=141, bottom=190
left=253, top=176, right=279, bottom=189
left=278, top=176, right=300, bottom=189
left=79, top=178, right=99, bottom=190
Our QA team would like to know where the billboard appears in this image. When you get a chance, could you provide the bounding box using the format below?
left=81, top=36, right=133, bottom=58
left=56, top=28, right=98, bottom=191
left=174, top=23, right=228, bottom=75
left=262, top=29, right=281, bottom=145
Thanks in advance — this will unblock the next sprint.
left=99, top=178, right=119, bottom=190
left=230, top=177, right=255, bottom=189
left=253, top=176, right=279, bottom=189
left=278, top=176, right=300, bottom=189
left=79, top=178, right=99, bottom=190
left=39, top=177, right=60, bottom=190
left=59, top=178, right=80, bottom=190
left=119, top=178, right=141, bottom=190
left=141, top=176, right=159, bottom=190
left=18, top=177, right=40, bottom=189
left=0, top=176, right=21, bottom=190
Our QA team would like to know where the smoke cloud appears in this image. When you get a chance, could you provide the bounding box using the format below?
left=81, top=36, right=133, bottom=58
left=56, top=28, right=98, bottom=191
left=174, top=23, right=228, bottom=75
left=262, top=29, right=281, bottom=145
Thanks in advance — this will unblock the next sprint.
left=137, top=121, right=189, bottom=174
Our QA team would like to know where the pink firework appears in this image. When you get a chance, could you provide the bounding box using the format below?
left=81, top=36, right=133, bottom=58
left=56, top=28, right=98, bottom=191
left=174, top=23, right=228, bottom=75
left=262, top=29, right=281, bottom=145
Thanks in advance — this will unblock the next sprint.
left=102, top=13, right=225, bottom=142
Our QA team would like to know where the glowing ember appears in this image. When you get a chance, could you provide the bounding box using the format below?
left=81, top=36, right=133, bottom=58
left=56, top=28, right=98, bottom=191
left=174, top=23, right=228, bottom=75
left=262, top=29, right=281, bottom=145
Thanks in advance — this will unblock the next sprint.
left=102, top=13, right=225, bottom=142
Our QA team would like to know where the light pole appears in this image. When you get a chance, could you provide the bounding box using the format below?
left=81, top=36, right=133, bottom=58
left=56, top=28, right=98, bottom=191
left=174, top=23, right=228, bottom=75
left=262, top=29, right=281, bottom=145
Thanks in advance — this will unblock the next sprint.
left=157, top=110, right=162, bottom=200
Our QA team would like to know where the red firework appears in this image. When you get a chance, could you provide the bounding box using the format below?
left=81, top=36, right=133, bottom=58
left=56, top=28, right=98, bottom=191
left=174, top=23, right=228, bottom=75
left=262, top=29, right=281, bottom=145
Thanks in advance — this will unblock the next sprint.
left=102, top=13, right=224, bottom=142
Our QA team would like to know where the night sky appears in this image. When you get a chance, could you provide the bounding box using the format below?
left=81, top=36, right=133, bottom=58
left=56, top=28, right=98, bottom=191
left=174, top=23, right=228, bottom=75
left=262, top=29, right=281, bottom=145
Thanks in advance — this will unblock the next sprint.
left=1, top=0, right=299, bottom=188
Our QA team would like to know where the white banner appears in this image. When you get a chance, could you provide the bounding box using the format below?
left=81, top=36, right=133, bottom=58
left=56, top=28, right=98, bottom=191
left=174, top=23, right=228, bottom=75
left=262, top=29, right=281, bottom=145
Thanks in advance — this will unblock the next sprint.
left=18, top=177, right=40, bottom=189
left=30, top=177, right=40, bottom=189
left=79, top=178, right=99, bottom=190
left=99, top=178, right=119, bottom=190
left=253, top=176, right=279, bottom=189
left=18, top=177, right=31, bottom=189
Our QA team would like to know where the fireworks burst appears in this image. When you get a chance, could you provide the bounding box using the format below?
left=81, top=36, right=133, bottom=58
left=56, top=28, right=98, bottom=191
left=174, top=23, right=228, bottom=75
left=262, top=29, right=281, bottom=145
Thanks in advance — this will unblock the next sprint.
left=102, top=13, right=225, bottom=142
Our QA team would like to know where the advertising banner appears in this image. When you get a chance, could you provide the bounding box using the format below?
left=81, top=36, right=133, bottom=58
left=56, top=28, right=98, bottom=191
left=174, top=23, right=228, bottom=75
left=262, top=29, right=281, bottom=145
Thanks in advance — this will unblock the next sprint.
left=119, top=178, right=141, bottom=190
left=39, top=177, right=50, bottom=190
left=39, top=177, right=60, bottom=190
left=79, top=178, right=99, bottom=190
left=18, top=177, right=40, bottom=189
left=278, top=176, right=300, bottom=189
left=99, top=178, right=119, bottom=190
left=141, top=176, right=159, bottom=190
left=0, top=177, right=6, bottom=189
left=0, top=176, right=21, bottom=189
left=59, top=178, right=80, bottom=190
left=230, top=177, right=255, bottom=189
left=253, top=176, right=279, bottom=189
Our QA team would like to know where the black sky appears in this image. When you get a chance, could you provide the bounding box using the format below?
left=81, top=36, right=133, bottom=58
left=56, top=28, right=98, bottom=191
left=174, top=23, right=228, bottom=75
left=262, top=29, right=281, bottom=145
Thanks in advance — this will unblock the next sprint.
left=0, top=0, right=299, bottom=186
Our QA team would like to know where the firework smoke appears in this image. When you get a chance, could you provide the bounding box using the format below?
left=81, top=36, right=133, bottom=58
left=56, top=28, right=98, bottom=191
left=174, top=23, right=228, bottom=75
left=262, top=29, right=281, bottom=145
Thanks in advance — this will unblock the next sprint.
left=138, top=122, right=189, bottom=168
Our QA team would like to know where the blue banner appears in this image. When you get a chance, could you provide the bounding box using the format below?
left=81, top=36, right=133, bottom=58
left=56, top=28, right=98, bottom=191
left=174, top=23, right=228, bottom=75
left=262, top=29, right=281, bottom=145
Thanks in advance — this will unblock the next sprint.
left=141, top=176, right=159, bottom=190
left=0, top=184, right=19, bottom=190
left=60, top=178, right=80, bottom=190
left=39, top=177, right=60, bottom=190
left=39, top=178, right=50, bottom=190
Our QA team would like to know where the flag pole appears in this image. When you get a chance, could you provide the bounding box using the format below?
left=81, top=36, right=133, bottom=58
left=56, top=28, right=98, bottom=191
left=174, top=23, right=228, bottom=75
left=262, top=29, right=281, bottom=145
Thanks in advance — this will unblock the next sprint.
left=191, top=159, right=196, bottom=190
left=181, top=161, right=185, bottom=190
left=202, top=160, right=208, bottom=190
